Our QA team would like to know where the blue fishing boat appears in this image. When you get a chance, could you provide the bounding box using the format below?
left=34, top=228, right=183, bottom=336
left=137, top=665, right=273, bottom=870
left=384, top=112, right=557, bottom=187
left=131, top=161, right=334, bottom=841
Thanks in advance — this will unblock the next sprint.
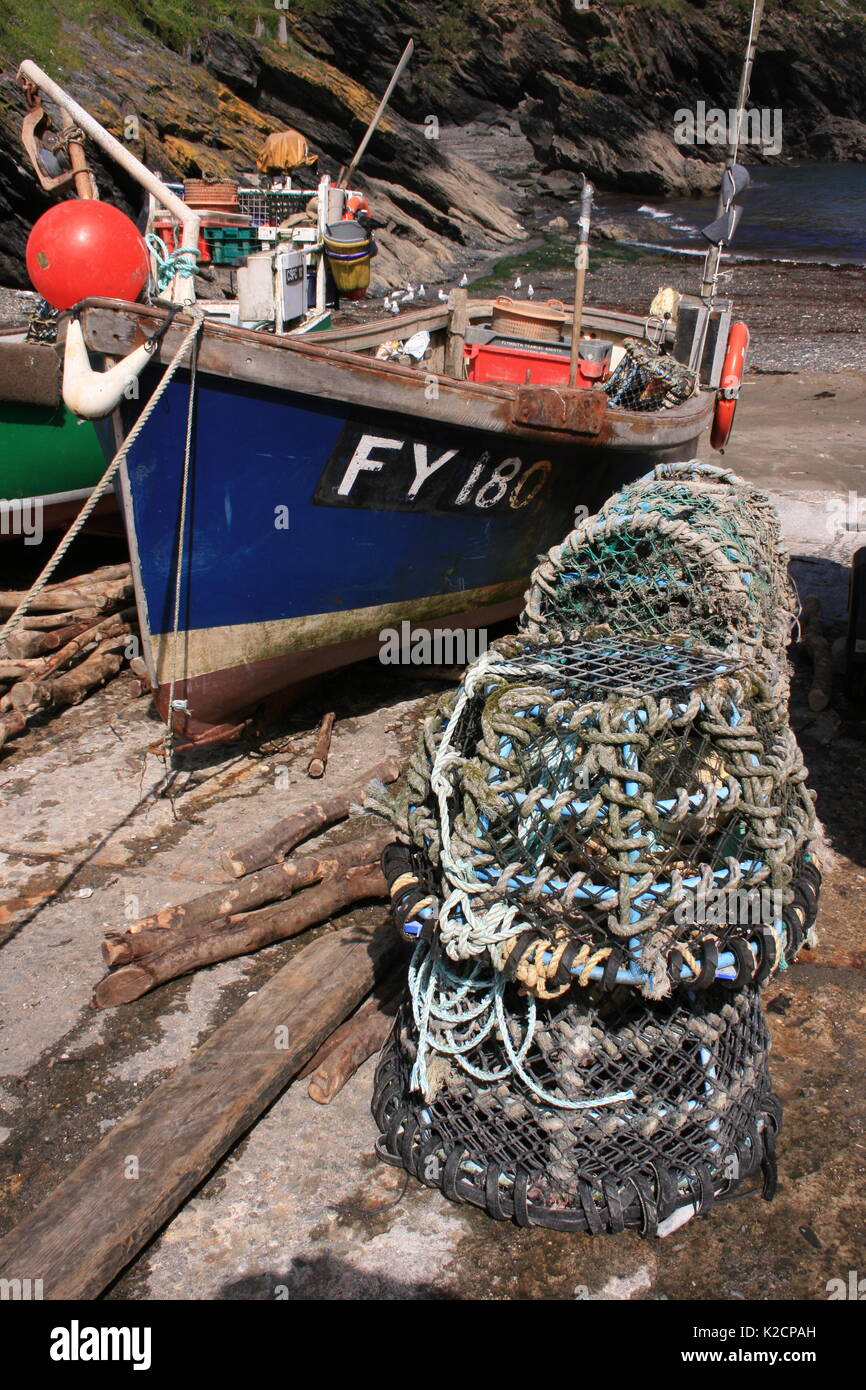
left=11, top=60, right=745, bottom=746
left=73, top=295, right=718, bottom=745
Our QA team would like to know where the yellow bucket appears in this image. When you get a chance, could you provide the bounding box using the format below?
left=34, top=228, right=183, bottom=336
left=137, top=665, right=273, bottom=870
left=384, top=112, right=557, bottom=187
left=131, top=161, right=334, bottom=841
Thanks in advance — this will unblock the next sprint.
left=325, top=244, right=372, bottom=293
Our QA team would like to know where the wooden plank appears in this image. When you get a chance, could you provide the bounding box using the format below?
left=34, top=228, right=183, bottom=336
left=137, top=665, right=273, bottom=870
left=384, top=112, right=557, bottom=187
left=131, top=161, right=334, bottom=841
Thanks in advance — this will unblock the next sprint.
left=0, top=919, right=398, bottom=1300
left=444, top=287, right=469, bottom=378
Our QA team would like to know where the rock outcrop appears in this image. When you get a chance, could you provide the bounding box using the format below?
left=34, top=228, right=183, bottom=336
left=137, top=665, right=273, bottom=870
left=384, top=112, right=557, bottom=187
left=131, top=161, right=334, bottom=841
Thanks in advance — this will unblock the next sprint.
left=1, top=0, right=865, bottom=290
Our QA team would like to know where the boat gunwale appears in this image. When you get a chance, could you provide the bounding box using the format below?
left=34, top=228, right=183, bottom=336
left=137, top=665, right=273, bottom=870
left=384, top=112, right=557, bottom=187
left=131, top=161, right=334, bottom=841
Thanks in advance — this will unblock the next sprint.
left=74, top=297, right=715, bottom=445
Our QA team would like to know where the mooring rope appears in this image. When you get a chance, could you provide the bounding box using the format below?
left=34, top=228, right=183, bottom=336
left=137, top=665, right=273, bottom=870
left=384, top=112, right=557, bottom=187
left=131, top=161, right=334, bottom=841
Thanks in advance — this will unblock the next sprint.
left=0, top=310, right=206, bottom=647
left=145, top=233, right=200, bottom=295
left=163, top=319, right=201, bottom=763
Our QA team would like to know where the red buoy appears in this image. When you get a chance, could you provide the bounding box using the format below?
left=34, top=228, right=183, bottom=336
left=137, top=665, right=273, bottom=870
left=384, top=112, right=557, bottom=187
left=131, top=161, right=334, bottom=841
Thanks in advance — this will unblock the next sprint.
left=26, top=200, right=149, bottom=311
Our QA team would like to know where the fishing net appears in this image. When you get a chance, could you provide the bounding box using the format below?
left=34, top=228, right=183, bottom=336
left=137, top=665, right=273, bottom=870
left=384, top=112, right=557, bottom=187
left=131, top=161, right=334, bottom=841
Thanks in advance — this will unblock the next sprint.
left=373, top=636, right=819, bottom=1000
left=368, top=465, right=816, bottom=1235
left=372, top=947, right=780, bottom=1235
left=522, top=462, right=797, bottom=688
left=604, top=338, right=697, bottom=412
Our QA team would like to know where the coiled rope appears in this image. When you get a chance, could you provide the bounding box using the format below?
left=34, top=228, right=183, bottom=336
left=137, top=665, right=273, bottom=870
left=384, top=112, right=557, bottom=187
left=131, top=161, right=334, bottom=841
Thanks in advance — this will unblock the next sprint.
left=408, top=940, right=635, bottom=1110
left=145, top=233, right=200, bottom=294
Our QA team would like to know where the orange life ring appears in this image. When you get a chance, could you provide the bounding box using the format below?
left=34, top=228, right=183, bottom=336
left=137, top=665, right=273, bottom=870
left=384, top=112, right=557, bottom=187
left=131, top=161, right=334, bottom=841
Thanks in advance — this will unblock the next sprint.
left=710, top=320, right=749, bottom=450
left=342, top=193, right=370, bottom=221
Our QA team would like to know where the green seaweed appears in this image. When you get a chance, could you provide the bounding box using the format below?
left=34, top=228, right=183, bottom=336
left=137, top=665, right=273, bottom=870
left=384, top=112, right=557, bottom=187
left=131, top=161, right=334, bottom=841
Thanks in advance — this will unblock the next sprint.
left=470, top=233, right=645, bottom=293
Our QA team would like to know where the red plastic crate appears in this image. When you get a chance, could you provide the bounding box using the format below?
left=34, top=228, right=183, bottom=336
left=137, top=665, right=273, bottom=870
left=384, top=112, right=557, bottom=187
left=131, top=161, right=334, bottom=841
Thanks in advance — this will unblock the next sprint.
left=152, top=218, right=211, bottom=266
left=464, top=341, right=606, bottom=389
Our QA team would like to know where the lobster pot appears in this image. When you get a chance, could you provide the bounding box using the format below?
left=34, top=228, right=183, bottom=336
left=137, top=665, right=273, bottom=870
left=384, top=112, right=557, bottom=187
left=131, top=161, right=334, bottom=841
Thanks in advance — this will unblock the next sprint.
left=603, top=337, right=697, bottom=411
left=390, top=638, right=819, bottom=1000
left=373, top=952, right=781, bottom=1236
left=598, top=461, right=792, bottom=599
left=522, top=462, right=797, bottom=685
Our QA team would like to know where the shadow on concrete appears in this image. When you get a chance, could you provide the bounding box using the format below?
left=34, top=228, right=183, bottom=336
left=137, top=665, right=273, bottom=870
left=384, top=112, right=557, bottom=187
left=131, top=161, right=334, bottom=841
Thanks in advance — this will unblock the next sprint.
left=789, top=555, right=850, bottom=629
left=218, top=1253, right=455, bottom=1300
left=787, top=557, right=866, bottom=869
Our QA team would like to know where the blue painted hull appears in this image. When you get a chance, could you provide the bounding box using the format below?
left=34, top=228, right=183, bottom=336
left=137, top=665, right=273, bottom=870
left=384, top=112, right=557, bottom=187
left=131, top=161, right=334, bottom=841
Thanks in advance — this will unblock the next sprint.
left=111, top=358, right=688, bottom=741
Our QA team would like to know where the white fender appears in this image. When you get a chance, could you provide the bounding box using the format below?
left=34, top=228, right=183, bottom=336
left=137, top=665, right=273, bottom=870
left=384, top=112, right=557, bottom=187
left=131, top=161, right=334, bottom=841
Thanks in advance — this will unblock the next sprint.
left=62, top=319, right=152, bottom=420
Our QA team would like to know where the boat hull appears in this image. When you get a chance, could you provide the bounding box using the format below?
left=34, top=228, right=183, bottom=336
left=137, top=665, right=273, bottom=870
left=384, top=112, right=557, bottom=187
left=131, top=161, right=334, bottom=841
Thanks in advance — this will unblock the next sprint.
left=0, top=333, right=111, bottom=540
left=81, top=301, right=712, bottom=742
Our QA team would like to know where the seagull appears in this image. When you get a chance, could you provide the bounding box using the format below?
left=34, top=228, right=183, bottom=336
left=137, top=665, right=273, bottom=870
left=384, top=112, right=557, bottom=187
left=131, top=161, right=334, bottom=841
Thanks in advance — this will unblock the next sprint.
left=513, top=275, right=522, bottom=290
left=405, top=283, right=415, bottom=294
left=527, top=283, right=535, bottom=299
left=390, top=300, right=400, bottom=314
left=418, top=284, right=426, bottom=297
left=438, top=289, right=449, bottom=302
left=459, top=273, right=468, bottom=287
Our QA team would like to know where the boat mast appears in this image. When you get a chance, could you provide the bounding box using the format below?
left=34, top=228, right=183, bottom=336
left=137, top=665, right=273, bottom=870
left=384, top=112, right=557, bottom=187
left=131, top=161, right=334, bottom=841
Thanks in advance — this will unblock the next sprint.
left=337, top=39, right=414, bottom=188
left=699, top=0, right=765, bottom=305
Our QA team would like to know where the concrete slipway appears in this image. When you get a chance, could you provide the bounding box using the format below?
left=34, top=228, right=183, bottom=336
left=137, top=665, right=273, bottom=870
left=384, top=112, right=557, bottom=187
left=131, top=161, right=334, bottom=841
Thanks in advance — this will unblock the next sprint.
left=0, top=370, right=864, bottom=1302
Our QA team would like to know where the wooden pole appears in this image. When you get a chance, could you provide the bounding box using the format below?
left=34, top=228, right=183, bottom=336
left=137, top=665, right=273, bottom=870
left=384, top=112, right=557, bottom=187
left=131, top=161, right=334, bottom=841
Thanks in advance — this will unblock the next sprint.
left=444, top=287, right=469, bottom=379
left=0, top=918, right=398, bottom=1300
left=305, top=977, right=403, bottom=1104
left=307, top=710, right=335, bottom=778
left=337, top=39, right=414, bottom=187
left=568, top=176, right=593, bottom=388
left=59, top=105, right=96, bottom=200
left=222, top=757, right=401, bottom=877
left=8, top=611, right=135, bottom=711
left=105, top=829, right=393, bottom=953
left=94, top=866, right=388, bottom=1005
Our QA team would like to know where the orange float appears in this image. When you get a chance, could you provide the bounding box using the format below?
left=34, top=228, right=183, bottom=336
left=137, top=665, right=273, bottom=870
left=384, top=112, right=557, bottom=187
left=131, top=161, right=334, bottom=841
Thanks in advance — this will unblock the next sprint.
left=26, top=200, right=149, bottom=311
left=710, top=320, right=750, bottom=451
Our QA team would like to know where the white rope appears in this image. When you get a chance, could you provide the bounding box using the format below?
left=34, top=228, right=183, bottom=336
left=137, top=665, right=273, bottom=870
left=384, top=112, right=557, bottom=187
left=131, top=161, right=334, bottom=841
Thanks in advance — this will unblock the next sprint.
left=164, top=321, right=201, bottom=758
left=0, top=311, right=205, bottom=647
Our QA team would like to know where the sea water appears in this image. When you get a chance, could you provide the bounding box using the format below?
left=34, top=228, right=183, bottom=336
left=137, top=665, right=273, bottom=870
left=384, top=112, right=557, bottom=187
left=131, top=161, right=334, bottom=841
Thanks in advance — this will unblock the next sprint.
left=611, top=162, right=866, bottom=266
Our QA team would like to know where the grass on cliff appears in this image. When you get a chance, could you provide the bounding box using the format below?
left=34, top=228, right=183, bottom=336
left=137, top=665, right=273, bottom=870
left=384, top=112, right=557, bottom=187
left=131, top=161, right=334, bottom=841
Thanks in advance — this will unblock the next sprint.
left=0, top=0, right=335, bottom=73
left=471, top=232, right=644, bottom=293
left=5, top=0, right=866, bottom=75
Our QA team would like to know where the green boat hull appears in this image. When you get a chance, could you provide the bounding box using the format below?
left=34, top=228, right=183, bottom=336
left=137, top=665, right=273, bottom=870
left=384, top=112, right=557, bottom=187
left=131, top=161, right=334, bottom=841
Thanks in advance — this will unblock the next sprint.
left=0, top=400, right=104, bottom=501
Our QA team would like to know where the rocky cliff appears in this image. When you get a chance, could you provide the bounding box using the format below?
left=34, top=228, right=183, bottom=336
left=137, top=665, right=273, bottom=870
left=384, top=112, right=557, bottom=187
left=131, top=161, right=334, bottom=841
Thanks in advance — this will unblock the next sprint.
left=1, top=0, right=865, bottom=290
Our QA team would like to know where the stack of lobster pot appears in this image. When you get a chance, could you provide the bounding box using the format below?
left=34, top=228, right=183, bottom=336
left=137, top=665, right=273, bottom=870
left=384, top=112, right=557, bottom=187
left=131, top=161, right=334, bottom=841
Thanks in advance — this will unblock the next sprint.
left=370, top=462, right=820, bottom=1236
